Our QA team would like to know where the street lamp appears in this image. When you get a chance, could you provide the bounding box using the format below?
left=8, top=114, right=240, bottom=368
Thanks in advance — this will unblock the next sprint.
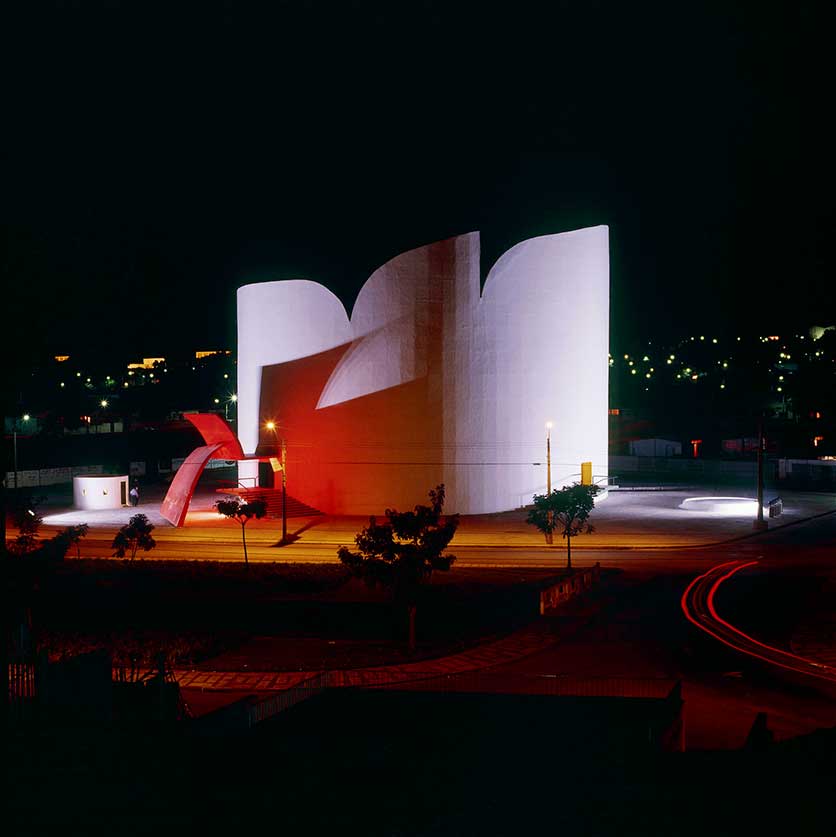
left=754, top=416, right=768, bottom=531
left=545, top=421, right=553, bottom=494
left=225, top=393, right=237, bottom=420
left=12, top=414, right=31, bottom=491
left=265, top=420, right=288, bottom=544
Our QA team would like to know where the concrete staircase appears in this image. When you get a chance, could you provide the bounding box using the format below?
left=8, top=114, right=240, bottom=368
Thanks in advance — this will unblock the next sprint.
left=215, top=487, right=324, bottom=518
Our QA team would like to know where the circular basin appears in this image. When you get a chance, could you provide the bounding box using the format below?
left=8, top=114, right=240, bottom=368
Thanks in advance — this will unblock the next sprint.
left=678, top=496, right=765, bottom=516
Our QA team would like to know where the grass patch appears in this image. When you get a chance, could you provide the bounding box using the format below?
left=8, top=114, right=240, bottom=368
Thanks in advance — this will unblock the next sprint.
left=30, top=559, right=564, bottom=669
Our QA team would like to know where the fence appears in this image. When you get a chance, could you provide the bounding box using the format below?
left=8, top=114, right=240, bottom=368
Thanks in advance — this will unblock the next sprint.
left=5, top=464, right=104, bottom=489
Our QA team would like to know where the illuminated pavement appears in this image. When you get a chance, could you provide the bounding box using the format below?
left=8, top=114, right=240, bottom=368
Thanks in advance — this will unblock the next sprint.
left=38, top=488, right=836, bottom=566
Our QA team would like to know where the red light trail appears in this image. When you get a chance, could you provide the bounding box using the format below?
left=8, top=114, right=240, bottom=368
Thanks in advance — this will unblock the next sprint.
left=681, top=560, right=836, bottom=683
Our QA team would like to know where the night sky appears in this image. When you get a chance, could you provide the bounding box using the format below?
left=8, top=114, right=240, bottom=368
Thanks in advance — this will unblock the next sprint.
left=4, top=1, right=830, bottom=364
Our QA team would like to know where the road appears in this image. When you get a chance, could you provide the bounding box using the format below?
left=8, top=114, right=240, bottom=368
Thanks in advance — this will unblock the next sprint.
left=487, top=513, right=836, bottom=748
left=681, top=558, right=836, bottom=683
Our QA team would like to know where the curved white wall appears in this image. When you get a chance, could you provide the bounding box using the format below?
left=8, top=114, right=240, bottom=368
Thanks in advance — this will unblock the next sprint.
left=73, top=474, right=129, bottom=510
left=237, top=227, right=609, bottom=515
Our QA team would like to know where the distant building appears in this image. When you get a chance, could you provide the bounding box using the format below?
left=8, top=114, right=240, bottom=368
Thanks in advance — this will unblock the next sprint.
left=628, top=438, right=682, bottom=457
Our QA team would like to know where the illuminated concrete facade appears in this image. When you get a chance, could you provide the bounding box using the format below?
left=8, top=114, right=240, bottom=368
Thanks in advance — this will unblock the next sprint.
left=73, top=474, right=129, bottom=510
left=237, top=226, right=609, bottom=515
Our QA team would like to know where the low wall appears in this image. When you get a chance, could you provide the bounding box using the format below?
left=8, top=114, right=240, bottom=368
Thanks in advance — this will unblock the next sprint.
left=610, top=455, right=758, bottom=481
left=5, top=464, right=104, bottom=489
left=539, top=563, right=600, bottom=615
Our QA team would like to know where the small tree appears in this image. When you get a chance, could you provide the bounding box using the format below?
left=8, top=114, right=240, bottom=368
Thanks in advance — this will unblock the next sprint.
left=338, top=485, right=459, bottom=650
left=527, top=483, right=599, bottom=571
left=215, top=498, right=267, bottom=567
left=112, top=514, right=157, bottom=560
left=7, top=496, right=45, bottom=556
left=55, top=523, right=90, bottom=559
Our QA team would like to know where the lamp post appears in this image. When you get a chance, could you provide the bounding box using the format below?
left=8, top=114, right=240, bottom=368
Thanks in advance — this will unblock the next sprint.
left=225, top=393, right=237, bottom=421
left=12, top=414, right=31, bottom=491
left=265, top=421, right=288, bottom=544
left=545, top=421, right=553, bottom=494
left=754, top=416, right=768, bottom=531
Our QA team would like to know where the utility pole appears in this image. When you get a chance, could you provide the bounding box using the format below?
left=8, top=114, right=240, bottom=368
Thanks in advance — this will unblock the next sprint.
left=280, top=437, right=287, bottom=544
left=12, top=414, right=30, bottom=491
left=754, top=416, right=768, bottom=530
left=546, top=421, right=553, bottom=494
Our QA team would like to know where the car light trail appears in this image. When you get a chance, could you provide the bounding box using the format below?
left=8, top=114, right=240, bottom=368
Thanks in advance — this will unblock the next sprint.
left=681, top=560, right=836, bottom=683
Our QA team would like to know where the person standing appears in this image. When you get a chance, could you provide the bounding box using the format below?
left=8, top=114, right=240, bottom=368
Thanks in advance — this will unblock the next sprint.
left=129, top=484, right=139, bottom=507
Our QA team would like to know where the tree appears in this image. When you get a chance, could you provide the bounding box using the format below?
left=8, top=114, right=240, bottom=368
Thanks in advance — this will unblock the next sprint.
left=215, top=498, right=267, bottom=566
left=338, top=484, right=459, bottom=650
left=527, top=483, right=599, bottom=571
left=112, top=514, right=157, bottom=560
left=57, top=523, right=89, bottom=559
left=7, top=495, right=45, bottom=556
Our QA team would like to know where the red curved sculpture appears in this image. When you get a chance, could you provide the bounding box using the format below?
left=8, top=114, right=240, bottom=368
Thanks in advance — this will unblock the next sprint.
left=160, top=442, right=225, bottom=527
left=183, top=413, right=245, bottom=460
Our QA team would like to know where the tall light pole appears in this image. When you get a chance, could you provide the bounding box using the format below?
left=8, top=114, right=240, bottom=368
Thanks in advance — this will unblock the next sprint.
left=754, top=416, right=767, bottom=531
left=545, top=421, right=553, bottom=494
left=13, top=414, right=31, bottom=491
left=225, top=393, right=237, bottom=421
left=265, top=421, right=288, bottom=544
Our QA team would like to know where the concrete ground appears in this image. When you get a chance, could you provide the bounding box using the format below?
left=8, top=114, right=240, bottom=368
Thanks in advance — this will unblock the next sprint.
left=39, top=486, right=836, bottom=551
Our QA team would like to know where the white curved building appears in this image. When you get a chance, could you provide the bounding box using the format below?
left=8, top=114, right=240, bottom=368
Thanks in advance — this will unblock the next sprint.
left=237, top=226, right=609, bottom=515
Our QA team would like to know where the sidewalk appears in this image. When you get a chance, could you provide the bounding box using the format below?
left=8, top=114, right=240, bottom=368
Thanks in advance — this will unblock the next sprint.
left=177, top=618, right=565, bottom=695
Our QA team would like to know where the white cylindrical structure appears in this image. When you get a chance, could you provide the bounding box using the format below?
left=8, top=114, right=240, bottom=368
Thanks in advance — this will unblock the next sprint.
left=237, top=226, right=609, bottom=515
left=73, top=474, right=130, bottom=510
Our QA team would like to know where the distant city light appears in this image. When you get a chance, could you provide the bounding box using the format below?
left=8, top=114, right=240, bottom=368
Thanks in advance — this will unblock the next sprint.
left=100, top=400, right=108, bottom=407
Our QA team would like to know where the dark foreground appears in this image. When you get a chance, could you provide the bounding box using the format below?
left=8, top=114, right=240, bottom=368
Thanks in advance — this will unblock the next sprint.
left=9, top=688, right=836, bottom=837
